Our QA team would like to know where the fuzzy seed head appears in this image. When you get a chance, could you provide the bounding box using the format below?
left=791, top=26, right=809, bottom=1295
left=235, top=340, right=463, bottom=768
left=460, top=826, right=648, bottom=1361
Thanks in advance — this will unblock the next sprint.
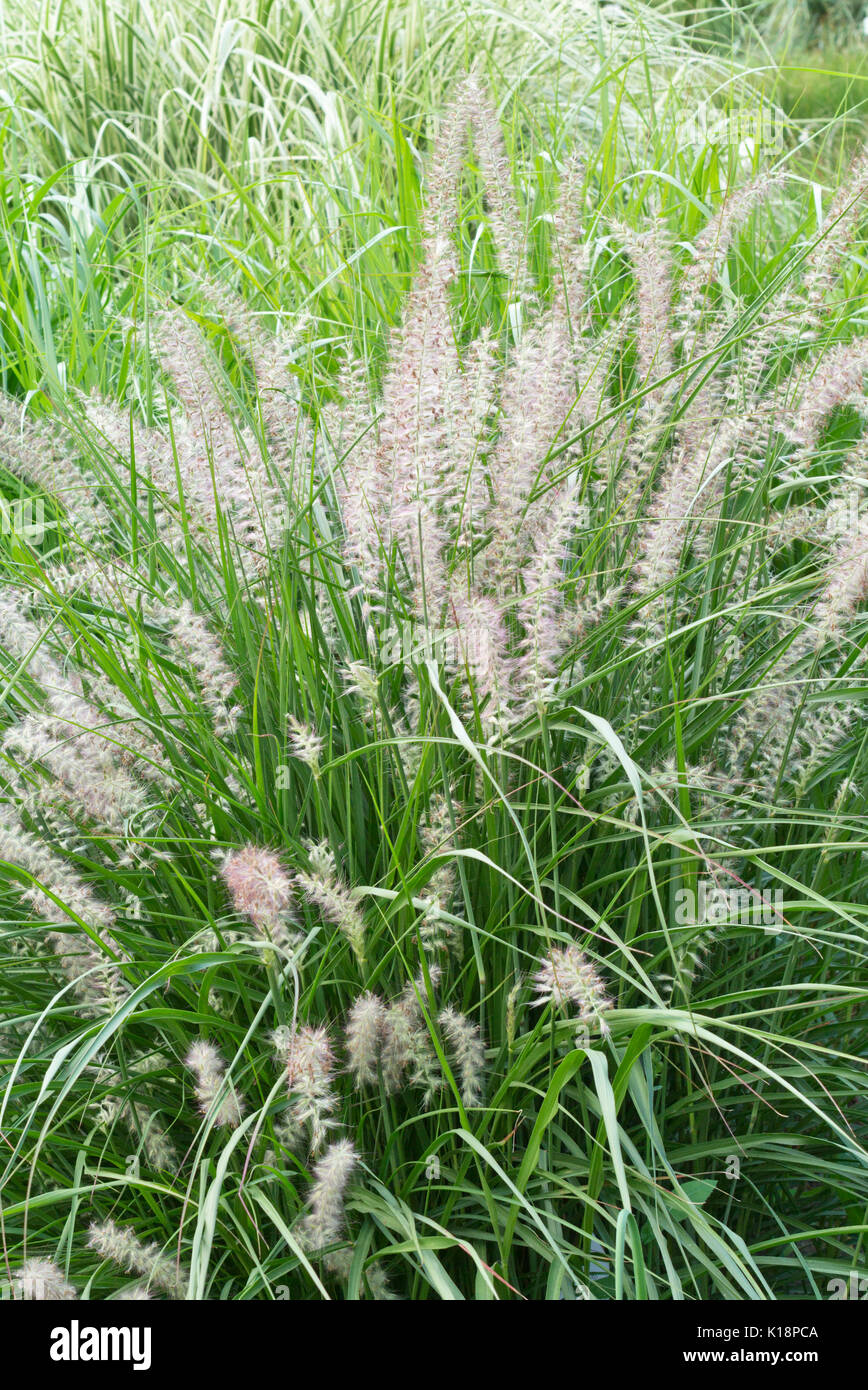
left=221, top=844, right=295, bottom=944
left=532, top=944, right=613, bottom=1034
left=11, top=1258, right=77, bottom=1301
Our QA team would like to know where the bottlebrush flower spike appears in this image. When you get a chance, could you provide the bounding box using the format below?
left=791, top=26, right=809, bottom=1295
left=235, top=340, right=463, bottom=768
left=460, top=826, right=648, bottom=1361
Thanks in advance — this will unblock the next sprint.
left=0, top=393, right=107, bottom=539
left=152, top=309, right=270, bottom=548
left=295, top=841, right=366, bottom=968
left=616, top=220, right=675, bottom=413
left=463, top=69, right=528, bottom=298
left=381, top=969, right=443, bottom=1106
left=221, top=844, right=296, bottom=948
left=81, top=394, right=179, bottom=541
left=804, top=138, right=868, bottom=322
left=301, top=1138, right=359, bottom=1252
left=327, top=353, right=383, bottom=615
left=438, top=1006, right=485, bottom=1107
left=532, top=944, right=613, bottom=1036
left=724, top=428, right=868, bottom=787
left=87, top=1219, right=185, bottom=1298
left=441, top=327, right=498, bottom=552
left=0, top=591, right=153, bottom=826
left=11, top=1258, right=77, bottom=1300
left=422, top=76, right=474, bottom=242
left=377, top=237, right=456, bottom=621
left=205, top=279, right=313, bottom=494
left=153, top=308, right=229, bottom=428
left=678, top=173, right=783, bottom=350
left=739, top=146, right=867, bottom=394
left=159, top=599, right=241, bottom=735
left=0, top=586, right=128, bottom=733
left=284, top=1025, right=337, bottom=1090
left=0, top=803, right=128, bottom=1014
left=3, top=713, right=147, bottom=833
left=784, top=338, right=868, bottom=450
left=549, top=152, right=589, bottom=345
left=447, top=586, right=515, bottom=722
left=515, top=476, right=582, bottom=712
left=630, top=409, right=755, bottom=621
left=418, top=792, right=461, bottom=957
left=286, top=714, right=323, bottom=777
left=80, top=306, right=292, bottom=570
left=484, top=303, right=583, bottom=584
left=185, top=1040, right=245, bottom=1129
left=279, top=1024, right=340, bottom=1154
left=814, top=511, right=868, bottom=641
left=345, top=992, right=387, bottom=1086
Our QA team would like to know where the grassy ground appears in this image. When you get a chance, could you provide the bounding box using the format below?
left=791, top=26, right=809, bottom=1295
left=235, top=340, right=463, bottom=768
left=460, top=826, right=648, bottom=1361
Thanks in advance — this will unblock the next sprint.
left=0, top=0, right=867, bottom=1302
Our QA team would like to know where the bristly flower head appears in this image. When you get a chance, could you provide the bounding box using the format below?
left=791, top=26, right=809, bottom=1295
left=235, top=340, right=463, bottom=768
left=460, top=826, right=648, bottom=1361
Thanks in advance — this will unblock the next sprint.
left=295, top=840, right=366, bottom=968
left=0, top=803, right=128, bottom=1016
left=221, top=844, right=296, bottom=947
left=301, top=1138, right=359, bottom=1252
left=11, top=1257, right=77, bottom=1300
left=87, top=1219, right=185, bottom=1298
left=285, top=1025, right=336, bottom=1089
left=532, top=944, right=613, bottom=1035
left=380, top=968, right=444, bottom=1107
left=345, top=992, right=387, bottom=1086
left=438, top=1006, right=485, bottom=1107
left=184, top=1040, right=245, bottom=1129
left=287, top=714, right=324, bottom=777
left=164, top=600, right=241, bottom=735
left=280, top=1025, right=340, bottom=1154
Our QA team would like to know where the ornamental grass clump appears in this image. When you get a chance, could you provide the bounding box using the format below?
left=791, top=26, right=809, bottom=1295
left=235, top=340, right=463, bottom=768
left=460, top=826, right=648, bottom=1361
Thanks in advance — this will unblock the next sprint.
left=2, top=57, right=868, bottom=1302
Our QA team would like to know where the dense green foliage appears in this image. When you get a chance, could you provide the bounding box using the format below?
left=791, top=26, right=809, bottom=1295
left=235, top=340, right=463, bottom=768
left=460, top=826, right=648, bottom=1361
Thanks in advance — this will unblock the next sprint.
left=0, top=1, right=866, bottom=1302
